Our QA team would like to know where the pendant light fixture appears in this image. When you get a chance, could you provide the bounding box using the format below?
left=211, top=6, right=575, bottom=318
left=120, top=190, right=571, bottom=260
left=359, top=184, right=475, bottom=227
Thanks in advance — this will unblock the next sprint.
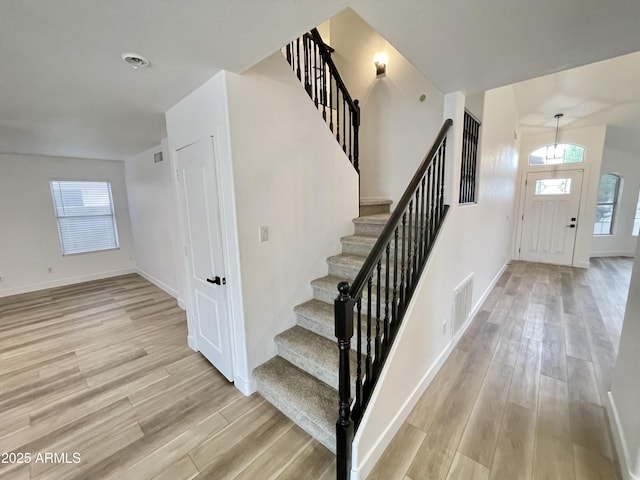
left=546, top=113, right=564, bottom=160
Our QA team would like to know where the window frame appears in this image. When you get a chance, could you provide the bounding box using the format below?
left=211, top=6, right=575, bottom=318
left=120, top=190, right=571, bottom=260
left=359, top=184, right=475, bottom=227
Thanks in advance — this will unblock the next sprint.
left=49, top=180, right=120, bottom=255
left=633, top=189, right=640, bottom=236
left=593, top=173, right=621, bottom=236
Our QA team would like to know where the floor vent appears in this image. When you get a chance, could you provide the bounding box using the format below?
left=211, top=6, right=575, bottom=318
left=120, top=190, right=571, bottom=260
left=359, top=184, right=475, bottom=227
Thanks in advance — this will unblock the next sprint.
left=452, top=273, right=474, bottom=335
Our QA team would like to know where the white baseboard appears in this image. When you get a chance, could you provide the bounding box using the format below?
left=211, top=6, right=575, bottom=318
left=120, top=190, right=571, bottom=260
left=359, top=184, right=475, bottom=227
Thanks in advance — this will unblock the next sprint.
left=234, top=375, right=257, bottom=396
left=0, top=268, right=136, bottom=298
left=135, top=269, right=179, bottom=299
left=608, top=391, right=640, bottom=480
left=178, top=298, right=187, bottom=310
left=187, top=335, right=198, bottom=352
left=591, top=251, right=635, bottom=258
left=350, top=258, right=511, bottom=480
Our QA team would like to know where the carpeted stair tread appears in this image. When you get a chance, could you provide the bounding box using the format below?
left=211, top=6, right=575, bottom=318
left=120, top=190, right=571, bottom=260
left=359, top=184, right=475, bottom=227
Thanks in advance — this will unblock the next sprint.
left=275, top=326, right=359, bottom=391
left=253, top=356, right=337, bottom=453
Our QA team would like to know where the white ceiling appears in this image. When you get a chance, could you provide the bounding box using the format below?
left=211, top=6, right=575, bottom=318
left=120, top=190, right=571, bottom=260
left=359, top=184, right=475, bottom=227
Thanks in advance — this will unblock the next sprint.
left=512, top=51, right=640, bottom=154
left=2, top=0, right=640, bottom=160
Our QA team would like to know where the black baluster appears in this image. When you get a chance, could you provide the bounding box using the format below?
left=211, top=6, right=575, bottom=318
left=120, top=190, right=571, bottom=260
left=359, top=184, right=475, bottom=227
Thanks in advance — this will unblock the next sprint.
left=407, top=200, right=413, bottom=291
left=374, top=260, right=381, bottom=375
left=322, top=56, right=327, bottom=120
left=430, top=156, right=437, bottom=244
left=313, top=41, right=319, bottom=109
left=296, top=37, right=301, bottom=81
left=384, top=244, right=390, bottom=348
left=392, top=226, right=399, bottom=332
left=303, top=36, right=310, bottom=96
left=413, top=189, right=420, bottom=282
left=365, top=277, right=373, bottom=395
left=335, top=282, right=354, bottom=480
left=336, top=92, right=341, bottom=144
left=400, top=213, right=407, bottom=310
left=355, top=298, right=362, bottom=418
left=343, top=99, right=347, bottom=152
left=353, top=100, right=360, bottom=172
left=286, top=43, right=292, bottom=66
left=439, top=139, right=446, bottom=219
left=329, top=77, right=334, bottom=132
left=420, top=176, right=427, bottom=262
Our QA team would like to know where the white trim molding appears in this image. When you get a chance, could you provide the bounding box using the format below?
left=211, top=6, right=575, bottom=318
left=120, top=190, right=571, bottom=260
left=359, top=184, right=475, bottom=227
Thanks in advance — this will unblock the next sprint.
left=608, top=391, right=640, bottom=480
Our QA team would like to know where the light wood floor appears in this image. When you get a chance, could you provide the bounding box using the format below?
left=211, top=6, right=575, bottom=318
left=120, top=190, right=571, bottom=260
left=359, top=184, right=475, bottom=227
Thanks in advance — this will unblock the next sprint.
left=368, top=257, right=633, bottom=480
left=0, top=274, right=335, bottom=480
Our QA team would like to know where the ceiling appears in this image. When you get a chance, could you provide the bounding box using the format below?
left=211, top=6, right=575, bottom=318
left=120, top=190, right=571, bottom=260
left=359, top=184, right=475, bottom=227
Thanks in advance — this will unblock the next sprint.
left=512, top=51, right=640, bottom=154
left=2, top=0, right=640, bottom=160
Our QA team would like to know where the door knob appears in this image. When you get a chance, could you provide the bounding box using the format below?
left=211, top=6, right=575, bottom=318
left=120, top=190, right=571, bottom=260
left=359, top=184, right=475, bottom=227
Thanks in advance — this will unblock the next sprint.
left=206, top=276, right=226, bottom=285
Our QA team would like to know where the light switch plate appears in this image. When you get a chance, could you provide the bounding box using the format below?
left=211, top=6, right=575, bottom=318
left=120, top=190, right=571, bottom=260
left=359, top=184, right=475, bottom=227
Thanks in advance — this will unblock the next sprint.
left=259, top=225, right=269, bottom=242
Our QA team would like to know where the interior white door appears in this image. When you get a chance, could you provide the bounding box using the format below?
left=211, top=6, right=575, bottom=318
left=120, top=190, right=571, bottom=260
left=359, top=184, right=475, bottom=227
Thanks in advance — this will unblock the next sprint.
left=519, top=169, right=584, bottom=266
left=176, top=137, right=233, bottom=381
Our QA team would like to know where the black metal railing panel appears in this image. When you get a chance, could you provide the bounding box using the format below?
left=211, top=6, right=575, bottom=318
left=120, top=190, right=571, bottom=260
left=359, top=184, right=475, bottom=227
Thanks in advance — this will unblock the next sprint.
left=459, top=110, right=481, bottom=204
left=284, top=29, right=360, bottom=173
left=334, top=119, right=453, bottom=479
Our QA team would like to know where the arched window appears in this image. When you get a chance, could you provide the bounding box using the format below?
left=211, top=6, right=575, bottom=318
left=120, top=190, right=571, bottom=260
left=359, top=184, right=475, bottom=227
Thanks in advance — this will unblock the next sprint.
left=594, top=173, right=621, bottom=235
left=529, top=144, right=585, bottom=166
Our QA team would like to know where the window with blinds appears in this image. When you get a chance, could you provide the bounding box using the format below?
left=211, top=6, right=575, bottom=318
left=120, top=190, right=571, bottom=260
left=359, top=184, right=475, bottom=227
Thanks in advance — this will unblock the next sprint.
left=49, top=180, right=120, bottom=255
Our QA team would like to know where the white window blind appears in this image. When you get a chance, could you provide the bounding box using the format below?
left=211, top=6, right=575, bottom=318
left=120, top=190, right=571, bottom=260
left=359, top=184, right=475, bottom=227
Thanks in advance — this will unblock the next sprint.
left=49, top=180, right=119, bottom=255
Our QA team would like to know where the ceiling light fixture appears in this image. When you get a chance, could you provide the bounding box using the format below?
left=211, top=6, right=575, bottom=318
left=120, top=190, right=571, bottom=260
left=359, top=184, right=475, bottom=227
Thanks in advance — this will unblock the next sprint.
left=121, top=52, right=150, bottom=70
left=373, top=52, right=387, bottom=78
left=547, top=113, right=564, bottom=160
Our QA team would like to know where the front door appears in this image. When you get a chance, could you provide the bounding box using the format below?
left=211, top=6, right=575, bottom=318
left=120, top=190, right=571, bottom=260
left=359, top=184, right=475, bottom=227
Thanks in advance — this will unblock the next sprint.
left=176, top=137, right=234, bottom=381
left=519, top=169, right=584, bottom=266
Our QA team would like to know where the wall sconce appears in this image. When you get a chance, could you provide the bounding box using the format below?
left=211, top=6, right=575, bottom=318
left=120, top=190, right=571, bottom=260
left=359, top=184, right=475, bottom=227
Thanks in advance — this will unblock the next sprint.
left=373, top=52, right=387, bottom=78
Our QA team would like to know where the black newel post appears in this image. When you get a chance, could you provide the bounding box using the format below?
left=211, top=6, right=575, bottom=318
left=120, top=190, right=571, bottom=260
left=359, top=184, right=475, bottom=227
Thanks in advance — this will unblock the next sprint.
left=335, top=281, right=354, bottom=480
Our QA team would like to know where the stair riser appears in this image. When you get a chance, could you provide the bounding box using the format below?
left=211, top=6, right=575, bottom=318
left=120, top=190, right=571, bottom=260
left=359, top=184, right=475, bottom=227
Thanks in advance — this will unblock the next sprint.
left=328, top=262, right=406, bottom=288
left=294, top=311, right=375, bottom=355
left=353, top=222, right=425, bottom=240
left=359, top=204, right=391, bottom=216
left=254, top=380, right=336, bottom=454
left=312, top=283, right=388, bottom=317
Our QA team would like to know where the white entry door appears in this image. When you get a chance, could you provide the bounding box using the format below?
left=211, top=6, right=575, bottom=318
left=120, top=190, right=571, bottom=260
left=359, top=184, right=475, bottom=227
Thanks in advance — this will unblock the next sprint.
left=176, top=137, right=234, bottom=381
left=519, top=169, right=584, bottom=266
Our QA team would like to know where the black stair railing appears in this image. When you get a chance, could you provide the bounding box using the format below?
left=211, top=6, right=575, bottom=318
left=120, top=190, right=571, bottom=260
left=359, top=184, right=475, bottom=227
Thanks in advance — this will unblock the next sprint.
left=334, top=119, right=453, bottom=479
left=285, top=29, right=360, bottom=173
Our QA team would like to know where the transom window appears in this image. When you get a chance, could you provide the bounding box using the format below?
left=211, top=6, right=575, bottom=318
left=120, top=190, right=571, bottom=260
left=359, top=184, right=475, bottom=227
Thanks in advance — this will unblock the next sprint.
left=593, top=173, right=620, bottom=236
left=50, top=180, right=120, bottom=255
left=529, top=143, right=585, bottom=166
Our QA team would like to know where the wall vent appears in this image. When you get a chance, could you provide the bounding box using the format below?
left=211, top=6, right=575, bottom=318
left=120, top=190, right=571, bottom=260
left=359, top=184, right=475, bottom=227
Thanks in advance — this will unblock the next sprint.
left=452, top=273, right=474, bottom=335
left=154, top=151, right=163, bottom=163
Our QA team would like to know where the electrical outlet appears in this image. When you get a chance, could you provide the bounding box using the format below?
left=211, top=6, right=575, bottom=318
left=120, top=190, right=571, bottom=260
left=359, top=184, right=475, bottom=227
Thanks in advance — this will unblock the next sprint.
left=259, top=225, right=269, bottom=242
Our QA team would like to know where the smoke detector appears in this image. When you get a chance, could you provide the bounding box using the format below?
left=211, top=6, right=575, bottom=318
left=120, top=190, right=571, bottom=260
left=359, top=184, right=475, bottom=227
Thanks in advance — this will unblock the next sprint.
left=121, top=52, right=150, bottom=69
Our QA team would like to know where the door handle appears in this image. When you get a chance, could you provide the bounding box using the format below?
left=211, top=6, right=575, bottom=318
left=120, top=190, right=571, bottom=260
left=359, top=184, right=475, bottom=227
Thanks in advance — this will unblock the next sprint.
left=565, top=224, right=576, bottom=228
left=206, top=276, right=226, bottom=285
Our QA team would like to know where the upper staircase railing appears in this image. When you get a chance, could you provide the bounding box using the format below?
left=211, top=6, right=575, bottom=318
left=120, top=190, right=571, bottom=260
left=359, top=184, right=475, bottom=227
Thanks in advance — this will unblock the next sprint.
left=333, top=119, right=454, bottom=479
left=285, top=29, right=360, bottom=173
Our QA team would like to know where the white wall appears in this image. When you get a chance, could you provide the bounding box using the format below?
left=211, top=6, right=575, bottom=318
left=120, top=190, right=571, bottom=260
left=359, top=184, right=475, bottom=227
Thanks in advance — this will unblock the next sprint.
left=329, top=8, right=444, bottom=204
left=351, top=85, right=520, bottom=478
left=516, top=125, right=607, bottom=268
left=225, top=52, right=359, bottom=371
left=609, top=238, right=640, bottom=480
left=591, top=146, right=640, bottom=257
left=124, top=141, right=181, bottom=299
left=0, top=154, right=135, bottom=297
left=165, top=72, right=250, bottom=392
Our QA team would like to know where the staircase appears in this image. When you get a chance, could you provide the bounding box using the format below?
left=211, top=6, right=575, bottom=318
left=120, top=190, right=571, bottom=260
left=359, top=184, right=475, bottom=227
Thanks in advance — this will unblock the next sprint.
left=253, top=199, right=392, bottom=452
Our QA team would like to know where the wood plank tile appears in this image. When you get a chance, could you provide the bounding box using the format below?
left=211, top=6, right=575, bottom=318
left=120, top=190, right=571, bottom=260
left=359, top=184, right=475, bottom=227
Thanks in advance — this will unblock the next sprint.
left=446, top=452, right=489, bottom=480
left=459, top=361, right=513, bottom=467
left=533, top=375, right=575, bottom=480
left=276, top=442, right=335, bottom=480
left=489, top=401, right=536, bottom=480
left=151, top=456, right=199, bottom=480
left=368, top=423, right=426, bottom=480
left=573, top=443, right=619, bottom=480
left=566, top=357, right=613, bottom=460
left=508, top=337, right=542, bottom=410
left=541, top=323, right=567, bottom=381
